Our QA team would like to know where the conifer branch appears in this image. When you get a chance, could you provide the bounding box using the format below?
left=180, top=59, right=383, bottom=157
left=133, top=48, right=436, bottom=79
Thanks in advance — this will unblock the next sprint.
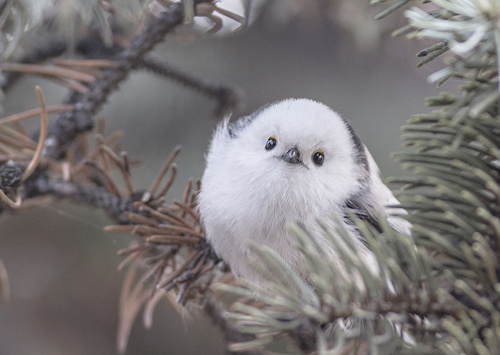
left=42, top=1, right=187, bottom=160
left=218, top=1, right=500, bottom=353
left=2, top=1, right=500, bottom=354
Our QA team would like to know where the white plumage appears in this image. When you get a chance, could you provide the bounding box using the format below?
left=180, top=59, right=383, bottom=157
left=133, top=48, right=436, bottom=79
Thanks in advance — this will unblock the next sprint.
left=198, top=98, right=410, bottom=285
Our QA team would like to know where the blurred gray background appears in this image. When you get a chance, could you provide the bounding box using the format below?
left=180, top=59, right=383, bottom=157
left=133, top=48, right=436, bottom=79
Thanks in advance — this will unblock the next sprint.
left=0, top=2, right=443, bottom=354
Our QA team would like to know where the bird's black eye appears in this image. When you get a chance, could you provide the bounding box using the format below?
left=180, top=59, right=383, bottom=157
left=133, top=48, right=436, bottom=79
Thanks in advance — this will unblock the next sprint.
left=312, top=150, right=324, bottom=166
left=265, top=136, right=277, bottom=150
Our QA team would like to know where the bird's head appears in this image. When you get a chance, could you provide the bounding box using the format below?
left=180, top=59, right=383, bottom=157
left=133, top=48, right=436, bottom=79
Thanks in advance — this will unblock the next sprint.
left=231, top=98, right=370, bottom=205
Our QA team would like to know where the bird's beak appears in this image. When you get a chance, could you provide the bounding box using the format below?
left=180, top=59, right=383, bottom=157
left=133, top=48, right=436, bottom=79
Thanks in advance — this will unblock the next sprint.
left=281, top=147, right=301, bottom=164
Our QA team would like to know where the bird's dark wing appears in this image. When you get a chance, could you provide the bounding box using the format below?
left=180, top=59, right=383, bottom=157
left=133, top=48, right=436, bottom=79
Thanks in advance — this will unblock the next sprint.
left=339, top=117, right=369, bottom=176
left=344, top=196, right=383, bottom=234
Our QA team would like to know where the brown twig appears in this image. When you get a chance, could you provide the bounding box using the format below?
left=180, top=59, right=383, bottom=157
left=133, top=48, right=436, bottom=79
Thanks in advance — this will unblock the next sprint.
left=173, top=200, right=199, bottom=220
left=43, top=1, right=194, bottom=160
left=0, top=63, right=97, bottom=83
left=83, top=160, right=122, bottom=197
left=117, top=244, right=151, bottom=257
left=0, top=144, right=15, bottom=155
left=117, top=248, right=151, bottom=272
left=0, top=154, right=31, bottom=162
left=123, top=212, right=160, bottom=227
left=0, top=133, right=35, bottom=150
left=0, top=105, right=74, bottom=125
left=0, top=125, right=37, bottom=148
left=0, top=3, right=245, bottom=350
left=141, top=256, right=170, bottom=283
left=143, top=145, right=182, bottom=202
left=0, top=87, right=48, bottom=209
left=0, top=189, right=21, bottom=208
left=52, top=59, right=119, bottom=69
left=157, top=205, right=193, bottom=228
left=117, top=263, right=153, bottom=354
left=135, top=202, right=194, bottom=229
left=96, top=134, right=112, bottom=173
left=157, top=249, right=202, bottom=289
left=1, top=41, right=67, bottom=92
left=48, top=77, right=90, bottom=93
left=30, top=177, right=137, bottom=224
left=99, top=144, right=134, bottom=197
left=71, top=130, right=124, bottom=175
left=140, top=58, right=244, bottom=116
left=146, top=234, right=200, bottom=244
left=22, top=86, right=48, bottom=181
left=143, top=289, right=181, bottom=326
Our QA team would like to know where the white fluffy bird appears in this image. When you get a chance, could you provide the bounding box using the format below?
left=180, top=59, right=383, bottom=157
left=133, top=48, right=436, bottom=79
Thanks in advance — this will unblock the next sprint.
left=198, top=98, right=409, bottom=284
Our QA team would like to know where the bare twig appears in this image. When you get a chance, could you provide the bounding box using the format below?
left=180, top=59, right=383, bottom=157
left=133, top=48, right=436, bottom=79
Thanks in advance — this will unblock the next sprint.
left=0, top=125, right=36, bottom=148
left=31, top=177, right=137, bottom=223
left=43, top=1, right=192, bottom=160
left=83, top=160, right=122, bottom=197
left=140, top=58, right=244, bottom=116
left=1, top=41, right=67, bottom=92
left=0, top=63, right=97, bottom=83
left=71, top=130, right=124, bottom=175
left=22, top=86, right=48, bottom=181
left=0, top=188, right=21, bottom=208
left=99, top=144, right=134, bottom=197
left=52, top=59, right=119, bottom=69
left=117, top=263, right=152, bottom=354
left=143, top=145, right=182, bottom=202
left=0, top=2, right=246, bottom=352
left=0, top=105, right=73, bottom=125
left=47, top=77, right=89, bottom=93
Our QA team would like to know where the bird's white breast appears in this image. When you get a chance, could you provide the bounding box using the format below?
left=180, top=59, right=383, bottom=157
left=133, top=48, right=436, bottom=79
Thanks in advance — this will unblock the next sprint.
left=198, top=98, right=408, bottom=285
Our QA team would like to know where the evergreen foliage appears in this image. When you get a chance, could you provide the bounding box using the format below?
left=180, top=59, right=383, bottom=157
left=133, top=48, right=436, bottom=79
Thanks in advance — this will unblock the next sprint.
left=1, top=1, right=500, bottom=354
left=217, top=1, right=500, bottom=353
